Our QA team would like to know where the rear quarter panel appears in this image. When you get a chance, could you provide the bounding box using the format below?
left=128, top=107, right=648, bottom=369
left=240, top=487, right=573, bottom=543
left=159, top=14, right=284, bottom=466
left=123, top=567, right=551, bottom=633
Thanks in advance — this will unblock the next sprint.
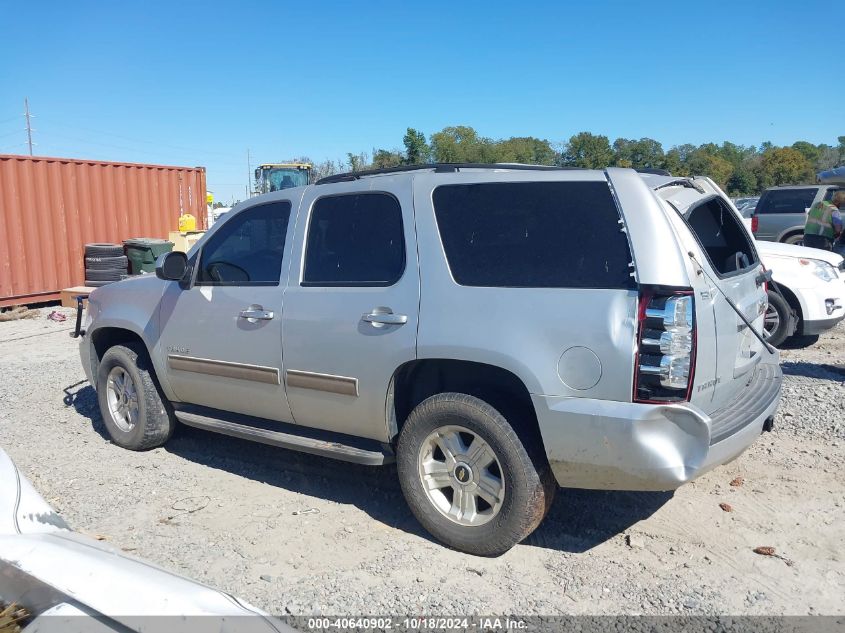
left=413, top=170, right=637, bottom=401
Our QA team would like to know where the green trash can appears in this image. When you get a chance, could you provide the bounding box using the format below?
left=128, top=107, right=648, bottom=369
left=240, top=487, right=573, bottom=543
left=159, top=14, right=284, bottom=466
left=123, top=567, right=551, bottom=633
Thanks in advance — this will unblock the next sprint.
left=124, top=238, right=174, bottom=275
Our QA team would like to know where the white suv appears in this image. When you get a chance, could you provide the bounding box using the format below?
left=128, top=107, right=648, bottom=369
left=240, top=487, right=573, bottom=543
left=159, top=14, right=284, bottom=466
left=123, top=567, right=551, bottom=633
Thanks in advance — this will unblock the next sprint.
left=755, top=241, right=844, bottom=346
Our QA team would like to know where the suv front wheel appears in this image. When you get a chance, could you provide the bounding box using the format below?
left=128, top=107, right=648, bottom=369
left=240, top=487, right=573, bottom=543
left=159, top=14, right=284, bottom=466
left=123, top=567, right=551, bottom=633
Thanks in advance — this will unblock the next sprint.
left=397, top=393, right=554, bottom=556
left=96, top=343, right=174, bottom=450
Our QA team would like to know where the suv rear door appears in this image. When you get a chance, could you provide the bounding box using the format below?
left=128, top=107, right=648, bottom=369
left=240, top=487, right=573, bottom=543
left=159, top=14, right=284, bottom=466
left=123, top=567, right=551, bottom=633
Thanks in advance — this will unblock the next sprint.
left=281, top=178, right=419, bottom=441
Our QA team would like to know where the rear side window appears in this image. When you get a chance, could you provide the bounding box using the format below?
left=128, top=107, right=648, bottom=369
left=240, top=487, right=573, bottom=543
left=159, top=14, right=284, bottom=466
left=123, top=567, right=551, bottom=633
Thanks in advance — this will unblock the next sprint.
left=197, top=201, right=291, bottom=285
left=303, top=193, right=405, bottom=286
left=685, top=197, right=758, bottom=276
left=756, top=189, right=817, bottom=214
left=432, top=181, right=633, bottom=288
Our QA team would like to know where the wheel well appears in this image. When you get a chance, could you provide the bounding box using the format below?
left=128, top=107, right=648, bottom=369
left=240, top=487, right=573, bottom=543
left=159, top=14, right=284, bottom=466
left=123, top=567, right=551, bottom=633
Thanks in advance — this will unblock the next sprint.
left=390, top=359, right=545, bottom=452
left=779, top=229, right=803, bottom=243
left=89, top=328, right=146, bottom=378
left=773, top=284, right=802, bottom=322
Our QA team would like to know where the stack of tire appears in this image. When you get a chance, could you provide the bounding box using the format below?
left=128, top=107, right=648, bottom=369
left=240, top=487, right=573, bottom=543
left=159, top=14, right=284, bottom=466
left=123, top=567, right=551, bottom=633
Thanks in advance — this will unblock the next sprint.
left=84, top=243, right=129, bottom=287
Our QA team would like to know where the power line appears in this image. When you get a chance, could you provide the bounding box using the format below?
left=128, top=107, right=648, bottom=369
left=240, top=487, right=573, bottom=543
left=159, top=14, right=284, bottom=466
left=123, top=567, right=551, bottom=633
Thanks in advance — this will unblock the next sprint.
left=37, top=116, right=239, bottom=158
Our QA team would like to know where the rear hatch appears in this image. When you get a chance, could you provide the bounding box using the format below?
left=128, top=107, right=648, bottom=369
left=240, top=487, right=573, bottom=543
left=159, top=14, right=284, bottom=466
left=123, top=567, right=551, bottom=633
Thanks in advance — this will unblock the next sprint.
left=651, top=177, right=770, bottom=415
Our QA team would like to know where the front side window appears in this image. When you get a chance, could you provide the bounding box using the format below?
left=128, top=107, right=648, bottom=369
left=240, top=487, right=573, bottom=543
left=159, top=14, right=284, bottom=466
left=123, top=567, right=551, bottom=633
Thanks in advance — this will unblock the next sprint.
left=302, top=193, right=405, bottom=286
left=432, top=181, right=633, bottom=289
left=197, top=201, right=291, bottom=285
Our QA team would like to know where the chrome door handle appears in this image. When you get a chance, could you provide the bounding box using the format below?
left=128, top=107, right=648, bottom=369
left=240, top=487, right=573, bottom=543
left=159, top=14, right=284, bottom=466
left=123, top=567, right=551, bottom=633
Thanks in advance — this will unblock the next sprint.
left=239, top=305, right=274, bottom=322
left=362, top=312, right=408, bottom=326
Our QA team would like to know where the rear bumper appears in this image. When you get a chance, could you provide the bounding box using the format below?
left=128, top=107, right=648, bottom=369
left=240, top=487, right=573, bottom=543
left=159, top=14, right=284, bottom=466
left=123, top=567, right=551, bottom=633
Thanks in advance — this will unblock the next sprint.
left=532, top=357, right=782, bottom=491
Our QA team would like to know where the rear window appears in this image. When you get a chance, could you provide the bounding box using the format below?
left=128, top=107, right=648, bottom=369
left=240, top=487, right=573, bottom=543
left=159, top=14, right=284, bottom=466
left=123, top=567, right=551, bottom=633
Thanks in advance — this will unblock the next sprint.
left=432, top=181, right=633, bottom=289
left=685, top=197, right=758, bottom=276
left=756, top=188, right=817, bottom=214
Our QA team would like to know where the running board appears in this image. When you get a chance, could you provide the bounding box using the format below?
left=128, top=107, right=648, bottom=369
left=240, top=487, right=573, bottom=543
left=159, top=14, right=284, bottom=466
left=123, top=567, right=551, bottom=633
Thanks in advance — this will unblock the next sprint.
left=173, top=409, right=394, bottom=466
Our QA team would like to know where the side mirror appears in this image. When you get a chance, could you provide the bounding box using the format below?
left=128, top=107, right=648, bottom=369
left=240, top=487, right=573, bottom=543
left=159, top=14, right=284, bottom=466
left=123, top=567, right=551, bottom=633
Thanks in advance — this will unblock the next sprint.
left=156, top=251, right=189, bottom=281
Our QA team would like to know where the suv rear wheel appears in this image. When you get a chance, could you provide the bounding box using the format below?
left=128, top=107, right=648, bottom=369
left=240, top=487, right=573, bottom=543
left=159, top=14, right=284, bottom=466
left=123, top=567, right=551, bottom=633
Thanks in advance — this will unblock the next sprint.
left=96, top=344, right=174, bottom=450
left=397, top=393, right=554, bottom=556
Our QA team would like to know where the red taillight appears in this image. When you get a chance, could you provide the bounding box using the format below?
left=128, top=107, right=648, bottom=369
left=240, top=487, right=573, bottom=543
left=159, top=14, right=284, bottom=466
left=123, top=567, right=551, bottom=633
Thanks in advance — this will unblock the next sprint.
left=751, top=215, right=759, bottom=233
left=633, top=289, right=697, bottom=404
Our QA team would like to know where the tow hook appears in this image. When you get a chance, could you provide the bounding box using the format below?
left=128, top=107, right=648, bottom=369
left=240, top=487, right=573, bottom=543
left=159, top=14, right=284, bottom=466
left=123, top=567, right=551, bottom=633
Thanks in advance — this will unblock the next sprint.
left=762, top=416, right=775, bottom=433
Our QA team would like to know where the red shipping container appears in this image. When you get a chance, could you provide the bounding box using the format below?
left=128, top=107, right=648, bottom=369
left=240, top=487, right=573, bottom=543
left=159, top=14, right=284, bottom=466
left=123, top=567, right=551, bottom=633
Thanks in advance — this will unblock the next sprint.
left=0, top=154, right=207, bottom=307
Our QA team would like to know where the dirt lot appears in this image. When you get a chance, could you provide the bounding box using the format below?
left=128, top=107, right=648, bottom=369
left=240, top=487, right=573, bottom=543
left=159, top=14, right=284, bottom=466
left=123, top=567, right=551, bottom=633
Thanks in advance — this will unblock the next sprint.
left=0, top=307, right=843, bottom=616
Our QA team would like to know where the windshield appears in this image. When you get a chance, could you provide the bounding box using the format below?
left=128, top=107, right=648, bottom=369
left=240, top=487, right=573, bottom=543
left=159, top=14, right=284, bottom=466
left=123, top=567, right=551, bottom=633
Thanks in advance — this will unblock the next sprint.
left=264, top=168, right=310, bottom=192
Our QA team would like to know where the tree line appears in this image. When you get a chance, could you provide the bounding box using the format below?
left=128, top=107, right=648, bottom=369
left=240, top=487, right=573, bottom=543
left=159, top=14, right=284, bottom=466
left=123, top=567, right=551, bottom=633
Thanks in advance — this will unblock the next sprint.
left=301, top=128, right=845, bottom=196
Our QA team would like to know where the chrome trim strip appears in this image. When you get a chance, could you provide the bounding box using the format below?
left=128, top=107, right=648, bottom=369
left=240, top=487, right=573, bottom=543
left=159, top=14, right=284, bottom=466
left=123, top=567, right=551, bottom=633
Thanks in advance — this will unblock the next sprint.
left=167, top=354, right=280, bottom=385
left=285, top=369, right=359, bottom=397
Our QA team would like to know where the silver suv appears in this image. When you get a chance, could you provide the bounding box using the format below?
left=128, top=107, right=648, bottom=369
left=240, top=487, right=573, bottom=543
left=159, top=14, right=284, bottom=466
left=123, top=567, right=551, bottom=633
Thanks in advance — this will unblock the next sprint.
left=78, top=165, right=782, bottom=555
left=751, top=184, right=842, bottom=244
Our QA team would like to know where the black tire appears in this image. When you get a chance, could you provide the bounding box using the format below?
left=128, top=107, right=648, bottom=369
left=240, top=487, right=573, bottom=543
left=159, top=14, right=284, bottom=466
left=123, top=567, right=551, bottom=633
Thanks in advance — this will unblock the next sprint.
left=782, top=233, right=804, bottom=246
left=85, top=255, right=128, bottom=271
left=96, top=343, right=174, bottom=450
left=85, top=268, right=124, bottom=281
left=85, top=243, right=124, bottom=258
left=397, top=393, right=555, bottom=556
left=85, top=279, right=115, bottom=287
left=764, top=290, right=793, bottom=348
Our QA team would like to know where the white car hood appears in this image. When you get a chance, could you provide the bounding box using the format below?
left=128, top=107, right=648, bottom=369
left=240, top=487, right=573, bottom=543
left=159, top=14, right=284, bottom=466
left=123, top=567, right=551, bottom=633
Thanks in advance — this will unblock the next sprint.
left=755, top=240, right=844, bottom=268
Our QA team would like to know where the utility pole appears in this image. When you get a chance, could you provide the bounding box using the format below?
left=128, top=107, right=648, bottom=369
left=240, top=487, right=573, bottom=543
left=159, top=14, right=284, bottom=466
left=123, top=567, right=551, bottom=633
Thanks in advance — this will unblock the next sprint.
left=247, top=148, right=252, bottom=197
left=24, top=98, right=33, bottom=156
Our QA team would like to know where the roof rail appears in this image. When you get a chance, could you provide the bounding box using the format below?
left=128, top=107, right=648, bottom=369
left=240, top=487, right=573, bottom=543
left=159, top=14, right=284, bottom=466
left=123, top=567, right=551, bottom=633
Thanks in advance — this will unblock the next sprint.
left=316, top=163, right=581, bottom=185
left=635, top=168, right=672, bottom=176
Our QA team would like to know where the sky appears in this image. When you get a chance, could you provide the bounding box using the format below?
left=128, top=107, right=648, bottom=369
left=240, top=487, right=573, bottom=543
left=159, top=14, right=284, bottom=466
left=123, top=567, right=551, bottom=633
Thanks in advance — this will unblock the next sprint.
left=1, top=0, right=842, bottom=204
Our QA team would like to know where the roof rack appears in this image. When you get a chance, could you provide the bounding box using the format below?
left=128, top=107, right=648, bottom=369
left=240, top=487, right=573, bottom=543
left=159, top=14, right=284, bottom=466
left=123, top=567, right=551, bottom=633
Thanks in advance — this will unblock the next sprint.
left=316, top=163, right=580, bottom=185
left=634, top=168, right=672, bottom=176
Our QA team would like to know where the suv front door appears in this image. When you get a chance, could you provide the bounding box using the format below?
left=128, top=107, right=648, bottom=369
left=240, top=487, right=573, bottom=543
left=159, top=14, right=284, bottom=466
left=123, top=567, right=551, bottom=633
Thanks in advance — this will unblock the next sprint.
left=158, top=197, right=298, bottom=422
left=282, top=180, right=419, bottom=441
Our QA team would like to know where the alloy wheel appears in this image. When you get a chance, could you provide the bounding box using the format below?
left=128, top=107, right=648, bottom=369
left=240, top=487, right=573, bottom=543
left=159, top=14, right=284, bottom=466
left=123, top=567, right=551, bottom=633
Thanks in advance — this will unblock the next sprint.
left=417, top=425, right=505, bottom=527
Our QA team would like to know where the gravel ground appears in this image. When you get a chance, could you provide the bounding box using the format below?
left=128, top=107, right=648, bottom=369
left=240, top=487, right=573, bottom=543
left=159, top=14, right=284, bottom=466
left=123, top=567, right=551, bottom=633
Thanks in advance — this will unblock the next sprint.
left=0, top=307, right=843, bottom=616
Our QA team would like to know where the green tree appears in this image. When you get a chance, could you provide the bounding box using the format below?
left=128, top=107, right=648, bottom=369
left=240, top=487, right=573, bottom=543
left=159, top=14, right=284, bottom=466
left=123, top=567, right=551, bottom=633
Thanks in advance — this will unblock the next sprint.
left=347, top=152, right=369, bottom=172
left=430, top=126, right=479, bottom=162
left=372, top=149, right=403, bottom=169
left=726, top=165, right=758, bottom=196
left=496, top=136, right=556, bottom=165
left=759, top=147, right=814, bottom=186
left=700, top=154, right=734, bottom=188
left=612, top=137, right=664, bottom=168
left=561, top=132, right=613, bottom=168
left=791, top=141, right=820, bottom=165
left=403, top=128, right=430, bottom=164
left=662, top=144, right=698, bottom=175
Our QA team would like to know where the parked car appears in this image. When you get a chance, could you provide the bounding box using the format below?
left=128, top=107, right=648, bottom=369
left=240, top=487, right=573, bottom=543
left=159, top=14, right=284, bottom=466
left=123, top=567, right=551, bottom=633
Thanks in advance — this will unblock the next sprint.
left=0, top=447, right=289, bottom=632
left=77, top=164, right=782, bottom=555
left=736, top=197, right=759, bottom=217
left=754, top=241, right=844, bottom=346
left=751, top=184, right=842, bottom=244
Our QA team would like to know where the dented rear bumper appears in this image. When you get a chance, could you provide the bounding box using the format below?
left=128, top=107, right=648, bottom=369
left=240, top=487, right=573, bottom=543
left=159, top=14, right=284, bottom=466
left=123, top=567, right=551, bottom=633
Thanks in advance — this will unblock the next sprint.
left=532, top=356, right=782, bottom=491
